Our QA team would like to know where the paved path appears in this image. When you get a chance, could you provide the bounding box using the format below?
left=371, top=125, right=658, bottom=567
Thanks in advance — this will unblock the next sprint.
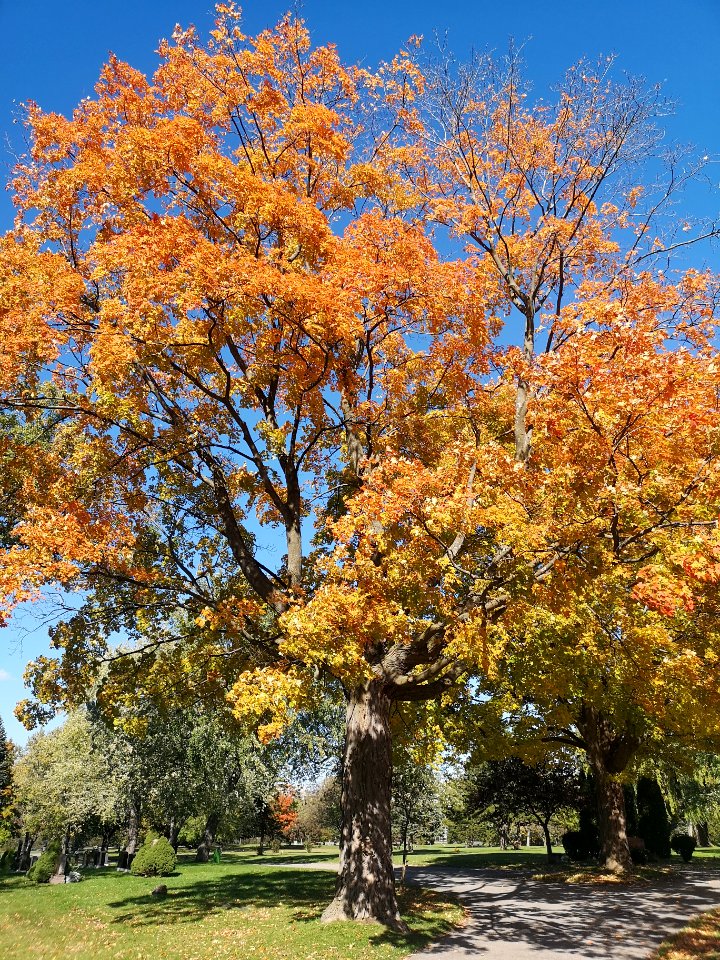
left=405, top=867, right=720, bottom=960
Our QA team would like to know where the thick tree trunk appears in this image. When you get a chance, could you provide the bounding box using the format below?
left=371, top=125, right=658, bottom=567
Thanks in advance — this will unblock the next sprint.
left=321, top=681, right=406, bottom=931
left=196, top=812, right=220, bottom=862
left=579, top=705, right=635, bottom=873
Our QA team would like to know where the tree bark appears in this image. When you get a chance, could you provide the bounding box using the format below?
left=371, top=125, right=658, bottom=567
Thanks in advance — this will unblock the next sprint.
left=167, top=818, right=180, bottom=853
left=196, top=812, right=220, bottom=862
left=15, top=832, right=34, bottom=872
left=695, top=821, right=710, bottom=848
left=542, top=820, right=553, bottom=857
left=321, top=681, right=407, bottom=931
left=125, top=799, right=140, bottom=855
left=579, top=705, right=635, bottom=873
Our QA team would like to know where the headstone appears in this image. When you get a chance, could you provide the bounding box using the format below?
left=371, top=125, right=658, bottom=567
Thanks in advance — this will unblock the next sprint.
left=117, top=850, right=128, bottom=870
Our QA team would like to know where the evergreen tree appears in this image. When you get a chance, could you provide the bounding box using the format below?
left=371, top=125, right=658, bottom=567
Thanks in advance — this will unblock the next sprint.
left=0, top=714, right=12, bottom=839
left=637, top=778, right=671, bottom=858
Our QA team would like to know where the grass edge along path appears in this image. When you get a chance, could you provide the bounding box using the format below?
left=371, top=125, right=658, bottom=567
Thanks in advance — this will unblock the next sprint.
left=0, top=853, right=464, bottom=960
left=650, top=907, right=720, bottom=959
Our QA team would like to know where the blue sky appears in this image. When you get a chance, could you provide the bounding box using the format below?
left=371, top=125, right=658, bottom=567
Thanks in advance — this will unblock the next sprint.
left=1, top=0, right=719, bottom=743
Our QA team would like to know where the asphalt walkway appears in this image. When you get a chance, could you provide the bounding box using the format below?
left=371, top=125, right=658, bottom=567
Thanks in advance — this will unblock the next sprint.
left=405, top=866, right=720, bottom=960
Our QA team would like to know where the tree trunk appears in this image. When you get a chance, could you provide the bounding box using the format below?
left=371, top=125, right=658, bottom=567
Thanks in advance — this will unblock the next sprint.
left=197, top=812, right=220, bottom=862
left=15, top=832, right=34, bottom=872
left=695, top=821, right=710, bottom=848
left=542, top=821, right=553, bottom=857
left=167, top=818, right=180, bottom=853
left=321, top=681, right=406, bottom=931
left=125, top=799, right=140, bottom=855
left=579, top=705, right=635, bottom=873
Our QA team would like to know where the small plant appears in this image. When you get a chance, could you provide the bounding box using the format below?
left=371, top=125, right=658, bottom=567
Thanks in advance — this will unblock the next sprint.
left=130, top=837, right=176, bottom=877
left=670, top=833, right=697, bottom=863
left=28, top=842, right=61, bottom=883
left=270, top=838, right=281, bottom=854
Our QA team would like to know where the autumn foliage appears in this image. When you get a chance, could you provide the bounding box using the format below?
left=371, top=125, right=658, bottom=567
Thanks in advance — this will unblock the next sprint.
left=1, top=3, right=720, bottom=919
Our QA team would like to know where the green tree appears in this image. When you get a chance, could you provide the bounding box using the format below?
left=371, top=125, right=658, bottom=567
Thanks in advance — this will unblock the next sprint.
left=13, top=712, right=120, bottom=853
left=0, top=714, right=13, bottom=847
left=392, top=756, right=442, bottom=869
left=463, top=757, right=582, bottom=857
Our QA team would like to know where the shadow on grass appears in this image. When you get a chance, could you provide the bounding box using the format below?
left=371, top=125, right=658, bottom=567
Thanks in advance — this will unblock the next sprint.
left=106, top=868, right=336, bottom=926
left=414, top=849, right=551, bottom=870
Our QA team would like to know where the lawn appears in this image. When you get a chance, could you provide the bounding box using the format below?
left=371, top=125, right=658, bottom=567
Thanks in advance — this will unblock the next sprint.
left=262, top=843, right=720, bottom=872
left=0, top=851, right=463, bottom=960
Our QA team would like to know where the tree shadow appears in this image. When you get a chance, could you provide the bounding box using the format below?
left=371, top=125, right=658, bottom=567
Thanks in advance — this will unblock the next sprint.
left=106, top=868, right=335, bottom=927
left=406, top=866, right=720, bottom=958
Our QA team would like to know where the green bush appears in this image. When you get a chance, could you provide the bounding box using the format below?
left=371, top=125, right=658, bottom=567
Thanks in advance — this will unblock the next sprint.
left=671, top=833, right=697, bottom=862
left=130, top=837, right=177, bottom=877
left=28, top=843, right=61, bottom=883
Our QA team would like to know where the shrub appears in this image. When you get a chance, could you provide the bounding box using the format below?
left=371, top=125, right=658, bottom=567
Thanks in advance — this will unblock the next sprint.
left=270, top=838, right=281, bottom=853
left=130, top=837, right=176, bottom=877
left=562, top=831, right=592, bottom=861
left=671, top=834, right=697, bottom=863
left=28, top=843, right=61, bottom=883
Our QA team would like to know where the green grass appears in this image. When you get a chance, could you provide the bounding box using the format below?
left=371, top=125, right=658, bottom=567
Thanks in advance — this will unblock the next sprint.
left=266, top=843, right=720, bottom=872
left=0, top=851, right=463, bottom=960
left=264, top=843, right=557, bottom=870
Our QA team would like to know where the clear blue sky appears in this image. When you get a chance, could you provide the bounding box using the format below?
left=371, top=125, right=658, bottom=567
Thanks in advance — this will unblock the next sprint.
left=1, top=0, right=719, bottom=743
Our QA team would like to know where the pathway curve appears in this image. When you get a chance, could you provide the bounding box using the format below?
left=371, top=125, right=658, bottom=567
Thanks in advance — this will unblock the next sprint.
left=405, top=866, right=720, bottom=960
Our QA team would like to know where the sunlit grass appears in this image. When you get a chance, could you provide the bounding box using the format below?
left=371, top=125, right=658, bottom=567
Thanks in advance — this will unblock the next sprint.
left=0, top=851, right=463, bottom=960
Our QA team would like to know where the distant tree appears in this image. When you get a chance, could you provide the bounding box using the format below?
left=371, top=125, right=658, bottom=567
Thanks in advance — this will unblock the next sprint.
left=296, top=777, right=341, bottom=847
left=13, top=712, right=120, bottom=853
left=392, top=755, right=443, bottom=869
left=466, top=757, right=582, bottom=857
left=271, top=790, right=299, bottom=842
left=0, top=714, right=13, bottom=847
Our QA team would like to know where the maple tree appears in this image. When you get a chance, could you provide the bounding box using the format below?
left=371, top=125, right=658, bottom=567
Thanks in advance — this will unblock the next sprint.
left=270, top=789, right=299, bottom=841
left=1, top=5, right=720, bottom=924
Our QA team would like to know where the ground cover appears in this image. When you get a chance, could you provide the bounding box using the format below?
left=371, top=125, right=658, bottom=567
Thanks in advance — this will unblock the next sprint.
left=651, top=908, right=720, bottom=959
left=0, top=851, right=462, bottom=960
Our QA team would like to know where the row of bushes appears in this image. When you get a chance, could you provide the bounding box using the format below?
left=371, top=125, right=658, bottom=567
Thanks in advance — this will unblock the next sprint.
left=561, top=830, right=698, bottom=863
left=15, top=835, right=178, bottom=884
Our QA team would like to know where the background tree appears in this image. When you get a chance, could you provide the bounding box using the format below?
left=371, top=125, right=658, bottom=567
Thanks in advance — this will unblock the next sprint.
left=0, top=714, right=14, bottom=849
left=463, top=757, right=582, bottom=857
left=296, top=776, right=341, bottom=847
left=12, top=712, right=120, bottom=855
left=391, top=753, right=443, bottom=870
